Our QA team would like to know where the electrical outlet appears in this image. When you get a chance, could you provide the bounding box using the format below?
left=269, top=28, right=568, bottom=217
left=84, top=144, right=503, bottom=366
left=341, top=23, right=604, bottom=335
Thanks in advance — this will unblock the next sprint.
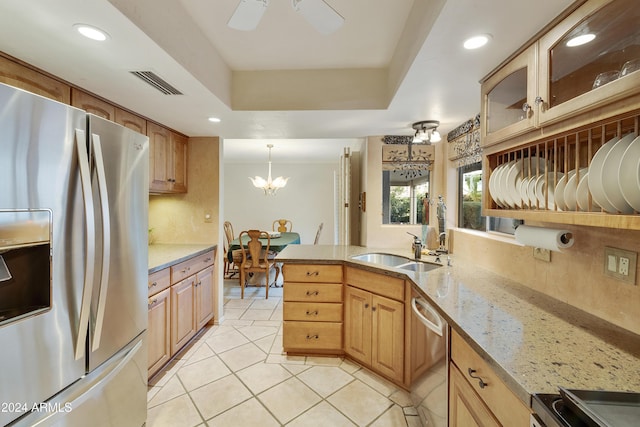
left=533, top=247, right=551, bottom=262
left=603, top=247, right=637, bottom=285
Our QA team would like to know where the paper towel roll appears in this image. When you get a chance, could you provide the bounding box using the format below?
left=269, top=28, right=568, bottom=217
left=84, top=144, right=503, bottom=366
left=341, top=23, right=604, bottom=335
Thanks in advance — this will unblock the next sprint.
left=514, top=225, right=574, bottom=251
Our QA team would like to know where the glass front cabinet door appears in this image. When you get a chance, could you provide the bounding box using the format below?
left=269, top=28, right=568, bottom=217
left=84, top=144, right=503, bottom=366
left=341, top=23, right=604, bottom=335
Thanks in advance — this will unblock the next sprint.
left=481, top=45, right=538, bottom=147
left=537, top=0, right=640, bottom=126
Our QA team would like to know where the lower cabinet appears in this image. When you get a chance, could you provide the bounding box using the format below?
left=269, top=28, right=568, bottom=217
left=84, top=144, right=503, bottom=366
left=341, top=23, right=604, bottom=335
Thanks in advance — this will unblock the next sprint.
left=344, top=283, right=404, bottom=384
left=449, top=329, right=531, bottom=427
left=148, top=249, right=215, bottom=378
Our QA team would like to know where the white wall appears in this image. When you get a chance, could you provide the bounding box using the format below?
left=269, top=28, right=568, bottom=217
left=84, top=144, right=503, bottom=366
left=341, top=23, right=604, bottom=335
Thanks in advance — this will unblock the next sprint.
left=224, top=161, right=337, bottom=244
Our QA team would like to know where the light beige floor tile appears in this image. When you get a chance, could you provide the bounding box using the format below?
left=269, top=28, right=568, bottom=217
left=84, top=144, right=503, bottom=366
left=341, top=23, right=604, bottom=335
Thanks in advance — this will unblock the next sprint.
left=146, top=394, right=202, bottom=427
left=251, top=320, right=282, bottom=328
left=147, top=375, right=186, bottom=408
left=240, top=309, right=274, bottom=321
left=389, top=388, right=413, bottom=407
left=221, top=308, right=245, bottom=320
left=297, top=366, right=354, bottom=398
left=369, top=405, right=407, bottom=427
left=281, top=363, right=313, bottom=375
left=147, top=385, right=161, bottom=402
left=224, top=298, right=253, bottom=309
left=237, top=325, right=279, bottom=341
left=269, top=334, right=284, bottom=354
left=353, top=368, right=398, bottom=397
left=205, top=328, right=249, bottom=353
left=149, top=358, right=185, bottom=387
left=236, top=361, right=292, bottom=394
left=207, top=397, right=280, bottom=427
left=189, top=374, right=252, bottom=420
left=305, top=356, right=343, bottom=366
left=206, top=324, right=237, bottom=337
left=269, top=310, right=283, bottom=321
left=218, top=342, right=267, bottom=371
left=250, top=298, right=280, bottom=310
left=181, top=342, right=215, bottom=366
left=339, top=358, right=362, bottom=374
left=220, top=319, right=254, bottom=326
left=265, top=353, right=306, bottom=365
left=257, top=377, right=322, bottom=424
left=177, top=355, right=231, bottom=391
left=327, top=380, right=393, bottom=426
left=405, top=414, right=424, bottom=427
left=253, top=334, right=277, bottom=353
left=286, top=401, right=357, bottom=427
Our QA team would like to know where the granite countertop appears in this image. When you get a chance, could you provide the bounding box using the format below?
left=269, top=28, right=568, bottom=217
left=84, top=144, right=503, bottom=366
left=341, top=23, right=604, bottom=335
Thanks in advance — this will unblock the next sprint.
left=148, top=243, right=217, bottom=273
left=276, top=244, right=640, bottom=404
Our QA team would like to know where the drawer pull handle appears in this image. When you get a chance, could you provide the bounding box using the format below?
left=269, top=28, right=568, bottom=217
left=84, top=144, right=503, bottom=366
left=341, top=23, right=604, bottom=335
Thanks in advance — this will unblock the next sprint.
left=149, top=281, right=157, bottom=289
left=306, top=334, right=319, bottom=340
left=181, top=267, right=191, bottom=273
left=306, top=310, right=318, bottom=316
left=148, top=298, right=158, bottom=308
left=204, top=257, right=212, bottom=263
left=306, top=271, right=319, bottom=276
left=468, top=368, right=487, bottom=389
left=306, top=290, right=319, bottom=296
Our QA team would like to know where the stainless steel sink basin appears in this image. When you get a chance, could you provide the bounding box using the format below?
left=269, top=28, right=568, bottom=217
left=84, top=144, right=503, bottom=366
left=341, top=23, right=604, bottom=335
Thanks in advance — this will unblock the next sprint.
left=350, top=253, right=410, bottom=267
left=397, top=261, right=441, bottom=273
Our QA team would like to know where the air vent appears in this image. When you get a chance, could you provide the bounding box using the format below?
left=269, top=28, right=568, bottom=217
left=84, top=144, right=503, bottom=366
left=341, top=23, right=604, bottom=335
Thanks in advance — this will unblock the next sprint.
left=129, top=71, right=183, bottom=95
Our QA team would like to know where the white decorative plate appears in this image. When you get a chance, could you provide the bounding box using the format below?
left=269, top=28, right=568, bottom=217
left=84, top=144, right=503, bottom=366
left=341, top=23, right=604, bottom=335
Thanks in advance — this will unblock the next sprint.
left=576, top=172, right=599, bottom=212
left=498, top=160, right=517, bottom=207
left=504, top=159, right=523, bottom=208
left=535, top=172, right=564, bottom=210
left=588, top=135, right=620, bottom=213
left=601, top=133, right=636, bottom=213
left=564, top=168, right=588, bottom=211
left=554, top=170, right=576, bottom=212
left=489, top=163, right=507, bottom=207
left=519, top=176, right=532, bottom=207
left=618, top=135, right=640, bottom=211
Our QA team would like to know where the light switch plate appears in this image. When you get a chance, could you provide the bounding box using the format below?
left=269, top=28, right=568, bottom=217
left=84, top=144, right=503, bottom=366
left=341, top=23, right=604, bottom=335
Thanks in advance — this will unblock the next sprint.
left=603, top=246, right=637, bottom=285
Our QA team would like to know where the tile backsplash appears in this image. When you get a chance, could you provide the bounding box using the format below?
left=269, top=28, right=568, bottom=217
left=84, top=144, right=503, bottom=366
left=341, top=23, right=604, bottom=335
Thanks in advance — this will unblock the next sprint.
left=452, top=224, right=640, bottom=335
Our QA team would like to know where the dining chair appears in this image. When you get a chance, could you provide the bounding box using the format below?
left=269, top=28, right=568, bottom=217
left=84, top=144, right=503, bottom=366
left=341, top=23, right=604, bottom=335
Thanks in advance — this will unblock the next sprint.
left=314, top=222, right=324, bottom=244
left=223, top=221, right=240, bottom=278
left=272, top=219, right=292, bottom=232
left=238, top=230, right=280, bottom=299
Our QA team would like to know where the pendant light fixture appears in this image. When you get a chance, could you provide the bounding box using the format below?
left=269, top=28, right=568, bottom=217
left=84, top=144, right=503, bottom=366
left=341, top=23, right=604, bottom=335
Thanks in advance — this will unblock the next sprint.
left=249, top=144, right=289, bottom=195
left=412, top=120, right=441, bottom=144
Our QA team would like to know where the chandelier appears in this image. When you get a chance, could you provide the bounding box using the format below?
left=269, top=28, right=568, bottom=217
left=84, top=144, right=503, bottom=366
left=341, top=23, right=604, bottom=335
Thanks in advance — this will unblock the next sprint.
left=412, top=120, right=441, bottom=144
left=249, top=144, right=289, bottom=195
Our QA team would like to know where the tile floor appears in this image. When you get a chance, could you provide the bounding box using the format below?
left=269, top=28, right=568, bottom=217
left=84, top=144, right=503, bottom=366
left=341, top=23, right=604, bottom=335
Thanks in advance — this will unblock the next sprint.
left=146, top=279, right=430, bottom=427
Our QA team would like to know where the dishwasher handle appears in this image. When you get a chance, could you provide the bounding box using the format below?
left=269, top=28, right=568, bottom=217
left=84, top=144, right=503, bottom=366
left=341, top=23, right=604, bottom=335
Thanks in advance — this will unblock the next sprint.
left=411, top=297, right=444, bottom=337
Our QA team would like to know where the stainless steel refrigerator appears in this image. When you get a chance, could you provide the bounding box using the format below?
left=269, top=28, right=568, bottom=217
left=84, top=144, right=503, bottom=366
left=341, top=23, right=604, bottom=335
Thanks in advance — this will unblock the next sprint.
left=0, top=82, right=148, bottom=426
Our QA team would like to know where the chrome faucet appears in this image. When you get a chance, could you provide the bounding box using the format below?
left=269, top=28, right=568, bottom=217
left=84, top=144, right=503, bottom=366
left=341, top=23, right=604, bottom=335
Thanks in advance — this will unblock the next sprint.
left=407, top=232, right=422, bottom=259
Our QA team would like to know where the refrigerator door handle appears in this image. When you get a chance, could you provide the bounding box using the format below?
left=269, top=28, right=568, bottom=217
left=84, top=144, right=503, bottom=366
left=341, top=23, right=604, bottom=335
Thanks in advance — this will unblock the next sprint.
left=74, top=129, right=96, bottom=360
left=90, top=133, right=111, bottom=352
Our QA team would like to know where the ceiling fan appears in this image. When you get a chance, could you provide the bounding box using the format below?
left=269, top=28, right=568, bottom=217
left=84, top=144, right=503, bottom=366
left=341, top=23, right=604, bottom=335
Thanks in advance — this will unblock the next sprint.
left=228, top=0, right=344, bottom=34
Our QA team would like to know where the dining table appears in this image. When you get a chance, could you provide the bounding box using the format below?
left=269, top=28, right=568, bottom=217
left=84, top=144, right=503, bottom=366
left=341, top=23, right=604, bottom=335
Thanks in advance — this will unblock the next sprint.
left=227, top=231, right=301, bottom=263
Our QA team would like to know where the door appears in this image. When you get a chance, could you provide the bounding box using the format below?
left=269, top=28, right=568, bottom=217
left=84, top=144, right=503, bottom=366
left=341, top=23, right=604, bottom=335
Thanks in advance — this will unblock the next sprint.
left=87, top=115, right=149, bottom=371
left=371, top=294, right=404, bottom=382
left=196, top=266, right=214, bottom=330
left=449, top=364, right=500, bottom=427
left=148, top=288, right=171, bottom=376
left=171, top=277, right=196, bottom=355
left=0, top=83, right=87, bottom=425
left=344, top=286, right=372, bottom=365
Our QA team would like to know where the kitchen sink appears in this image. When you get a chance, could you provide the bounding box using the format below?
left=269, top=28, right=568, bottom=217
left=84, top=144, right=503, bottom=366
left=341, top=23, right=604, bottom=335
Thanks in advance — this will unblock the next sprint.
left=350, top=252, right=410, bottom=267
left=397, top=261, right=441, bottom=273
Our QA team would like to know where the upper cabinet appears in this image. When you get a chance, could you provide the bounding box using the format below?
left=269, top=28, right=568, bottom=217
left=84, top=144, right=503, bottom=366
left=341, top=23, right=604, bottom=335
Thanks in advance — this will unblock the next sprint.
left=71, top=88, right=116, bottom=120
left=481, top=0, right=640, bottom=148
left=0, top=55, right=70, bottom=103
left=115, top=108, right=147, bottom=135
left=148, top=122, right=188, bottom=194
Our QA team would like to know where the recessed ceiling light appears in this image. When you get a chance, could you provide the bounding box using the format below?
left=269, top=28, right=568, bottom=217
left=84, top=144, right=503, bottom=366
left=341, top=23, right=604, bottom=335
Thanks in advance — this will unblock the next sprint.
left=74, top=24, right=109, bottom=41
left=463, top=34, right=491, bottom=50
left=208, top=117, right=221, bottom=123
left=566, top=33, right=595, bottom=47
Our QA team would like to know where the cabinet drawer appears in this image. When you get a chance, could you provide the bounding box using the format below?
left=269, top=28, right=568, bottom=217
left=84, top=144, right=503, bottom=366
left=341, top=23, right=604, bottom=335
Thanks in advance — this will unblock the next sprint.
left=171, top=250, right=215, bottom=283
left=345, top=267, right=404, bottom=302
left=283, top=321, right=342, bottom=350
left=450, top=330, right=531, bottom=427
left=148, top=268, right=170, bottom=296
left=284, top=282, right=343, bottom=303
left=283, top=264, right=342, bottom=283
left=284, top=302, right=343, bottom=322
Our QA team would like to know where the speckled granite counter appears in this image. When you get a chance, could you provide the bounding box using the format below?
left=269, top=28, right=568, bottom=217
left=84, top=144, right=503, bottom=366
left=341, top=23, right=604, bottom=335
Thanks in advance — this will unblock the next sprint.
left=148, top=244, right=216, bottom=273
left=276, top=245, right=640, bottom=405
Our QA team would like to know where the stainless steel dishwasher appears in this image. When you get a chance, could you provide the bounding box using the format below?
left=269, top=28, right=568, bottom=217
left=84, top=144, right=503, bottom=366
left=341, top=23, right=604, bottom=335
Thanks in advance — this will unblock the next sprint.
left=410, top=294, right=449, bottom=427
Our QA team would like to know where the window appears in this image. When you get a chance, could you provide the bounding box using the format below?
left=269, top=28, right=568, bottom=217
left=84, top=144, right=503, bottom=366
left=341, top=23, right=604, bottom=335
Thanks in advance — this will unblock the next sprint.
left=383, top=171, right=430, bottom=224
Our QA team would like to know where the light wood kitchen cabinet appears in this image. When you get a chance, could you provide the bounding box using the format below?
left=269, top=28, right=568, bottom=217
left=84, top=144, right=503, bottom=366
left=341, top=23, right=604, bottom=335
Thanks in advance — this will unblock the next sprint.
left=148, top=249, right=215, bottom=377
left=344, top=268, right=405, bottom=384
left=148, top=267, right=172, bottom=377
left=0, top=55, right=71, bottom=103
left=115, top=107, right=147, bottom=134
left=449, top=329, right=531, bottom=427
left=170, top=276, right=196, bottom=355
left=282, top=264, right=343, bottom=354
left=148, top=122, right=188, bottom=194
left=71, top=88, right=116, bottom=120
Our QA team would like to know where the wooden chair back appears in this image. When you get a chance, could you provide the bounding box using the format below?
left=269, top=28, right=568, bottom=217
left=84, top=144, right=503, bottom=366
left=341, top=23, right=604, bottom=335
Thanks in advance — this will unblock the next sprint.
left=314, top=222, right=324, bottom=244
left=238, top=230, right=278, bottom=299
left=272, top=219, right=292, bottom=232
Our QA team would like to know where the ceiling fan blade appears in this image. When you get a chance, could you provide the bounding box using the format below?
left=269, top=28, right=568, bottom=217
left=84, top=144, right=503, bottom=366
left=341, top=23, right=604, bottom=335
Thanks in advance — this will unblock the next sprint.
left=228, top=0, right=269, bottom=31
left=292, top=0, right=344, bottom=35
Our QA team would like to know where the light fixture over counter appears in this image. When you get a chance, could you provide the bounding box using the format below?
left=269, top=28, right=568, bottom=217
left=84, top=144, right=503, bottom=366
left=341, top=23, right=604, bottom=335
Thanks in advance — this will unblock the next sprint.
left=249, top=144, right=289, bottom=195
left=412, top=120, right=441, bottom=144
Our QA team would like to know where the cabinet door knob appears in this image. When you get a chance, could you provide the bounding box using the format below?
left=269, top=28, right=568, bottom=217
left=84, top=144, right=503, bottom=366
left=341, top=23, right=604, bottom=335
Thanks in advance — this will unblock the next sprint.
left=468, top=368, right=487, bottom=389
left=371, top=306, right=376, bottom=311
left=364, top=303, right=369, bottom=308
